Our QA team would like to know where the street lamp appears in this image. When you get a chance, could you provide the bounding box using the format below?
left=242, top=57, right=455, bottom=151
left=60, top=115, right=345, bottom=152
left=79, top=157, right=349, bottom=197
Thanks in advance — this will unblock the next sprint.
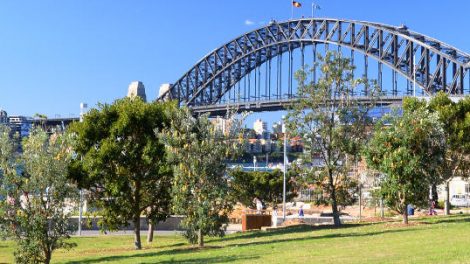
left=282, top=116, right=287, bottom=222
left=253, top=155, right=257, bottom=171
left=78, top=102, right=87, bottom=236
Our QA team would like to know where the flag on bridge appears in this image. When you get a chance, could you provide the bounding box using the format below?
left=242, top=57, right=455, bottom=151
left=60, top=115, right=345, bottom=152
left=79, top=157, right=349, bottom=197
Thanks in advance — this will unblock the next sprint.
left=292, top=1, right=302, bottom=8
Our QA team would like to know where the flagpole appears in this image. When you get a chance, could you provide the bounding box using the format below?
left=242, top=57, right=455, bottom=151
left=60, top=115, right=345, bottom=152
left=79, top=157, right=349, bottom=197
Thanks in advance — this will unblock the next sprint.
left=312, top=2, right=314, bottom=18
left=291, top=1, right=294, bottom=19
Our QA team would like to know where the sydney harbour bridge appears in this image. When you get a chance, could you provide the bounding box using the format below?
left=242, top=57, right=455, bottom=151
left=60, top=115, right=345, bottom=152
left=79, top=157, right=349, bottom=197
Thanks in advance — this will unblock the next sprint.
left=157, top=18, right=470, bottom=116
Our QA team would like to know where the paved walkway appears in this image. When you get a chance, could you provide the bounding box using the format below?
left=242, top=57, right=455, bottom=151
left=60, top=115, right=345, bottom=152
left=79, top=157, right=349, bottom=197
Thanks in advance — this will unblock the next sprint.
left=74, top=224, right=243, bottom=236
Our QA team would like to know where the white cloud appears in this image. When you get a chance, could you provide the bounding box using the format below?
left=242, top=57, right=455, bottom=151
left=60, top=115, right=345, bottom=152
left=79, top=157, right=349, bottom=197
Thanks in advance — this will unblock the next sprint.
left=244, top=19, right=255, bottom=26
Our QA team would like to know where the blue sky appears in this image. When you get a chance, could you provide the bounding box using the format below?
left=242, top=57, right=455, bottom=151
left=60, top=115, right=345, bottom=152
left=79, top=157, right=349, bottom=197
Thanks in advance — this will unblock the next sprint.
left=0, top=0, right=469, bottom=128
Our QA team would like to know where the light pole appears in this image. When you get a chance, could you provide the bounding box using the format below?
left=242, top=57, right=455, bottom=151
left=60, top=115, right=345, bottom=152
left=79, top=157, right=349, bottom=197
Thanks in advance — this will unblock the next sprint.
left=78, top=102, right=87, bottom=236
left=253, top=155, right=257, bottom=171
left=282, top=116, right=287, bottom=221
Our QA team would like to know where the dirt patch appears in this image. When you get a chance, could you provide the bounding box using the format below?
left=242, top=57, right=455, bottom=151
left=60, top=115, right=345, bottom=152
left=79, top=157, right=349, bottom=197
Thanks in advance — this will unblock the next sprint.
left=281, top=219, right=306, bottom=226
left=360, top=217, right=394, bottom=223
left=340, top=206, right=382, bottom=218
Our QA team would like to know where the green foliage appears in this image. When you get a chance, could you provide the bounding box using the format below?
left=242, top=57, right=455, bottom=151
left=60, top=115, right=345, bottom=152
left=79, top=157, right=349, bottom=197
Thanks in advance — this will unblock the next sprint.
left=159, top=108, right=238, bottom=246
left=297, top=163, right=359, bottom=208
left=0, top=126, right=77, bottom=264
left=68, top=98, right=175, bottom=249
left=228, top=169, right=297, bottom=207
left=428, top=92, right=470, bottom=179
left=426, top=93, right=470, bottom=214
left=286, top=51, right=379, bottom=225
left=365, top=98, right=446, bottom=222
left=333, top=175, right=359, bottom=208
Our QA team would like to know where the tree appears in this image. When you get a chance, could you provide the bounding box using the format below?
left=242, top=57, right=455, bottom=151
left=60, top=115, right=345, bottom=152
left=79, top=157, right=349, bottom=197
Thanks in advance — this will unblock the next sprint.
left=0, top=126, right=77, bottom=264
left=229, top=169, right=297, bottom=208
left=68, top=98, right=174, bottom=250
left=286, top=51, right=379, bottom=226
left=159, top=108, right=237, bottom=247
left=428, top=92, right=470, bottom=215
left=365, top=98, right=446, bottom=224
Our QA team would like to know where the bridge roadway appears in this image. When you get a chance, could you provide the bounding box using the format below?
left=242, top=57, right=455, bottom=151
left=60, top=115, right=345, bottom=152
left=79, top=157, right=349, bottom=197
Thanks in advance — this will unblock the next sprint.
left=31, top=117, right=79, bottom=127
left=191, top=96, right=405, bottom=117
left=33, top=96, right=405, bottom=128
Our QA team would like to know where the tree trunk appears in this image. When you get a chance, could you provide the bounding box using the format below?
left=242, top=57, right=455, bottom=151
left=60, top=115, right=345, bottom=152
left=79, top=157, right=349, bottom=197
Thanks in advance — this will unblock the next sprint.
left=147, top=221, right=154, bottom=243
left=328, top=169, right=341, bottom=226
left=134, top=181, right=142, bottom=250
left=445, top=180, right=451, bottom=215
left=198, top=229, right=204, bottom=247
left=134, top=214, right=142, bottom=249
left=402, top=207, right=409, bottom=224
left=44, top=249, right=51, bottom=264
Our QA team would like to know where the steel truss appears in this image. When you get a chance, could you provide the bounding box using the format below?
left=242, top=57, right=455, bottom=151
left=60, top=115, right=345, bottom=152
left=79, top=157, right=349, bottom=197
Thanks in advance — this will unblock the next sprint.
left=158, top=18, right=470, bottom=108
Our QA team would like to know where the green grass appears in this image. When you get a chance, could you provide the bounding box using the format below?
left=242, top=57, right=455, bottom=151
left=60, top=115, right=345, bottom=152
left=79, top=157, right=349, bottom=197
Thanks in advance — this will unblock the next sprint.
left=2, top=215, right=470, bottom=263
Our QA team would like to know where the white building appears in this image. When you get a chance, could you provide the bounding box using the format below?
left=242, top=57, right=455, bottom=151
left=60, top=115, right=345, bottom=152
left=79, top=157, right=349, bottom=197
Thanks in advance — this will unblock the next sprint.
left=253, top=119, right=267, bottom=135
left=211, top=116, right=232, bottom=135
left=254, top=119, right=271, bottom=139
left=438, top=177, right=470, bottom=206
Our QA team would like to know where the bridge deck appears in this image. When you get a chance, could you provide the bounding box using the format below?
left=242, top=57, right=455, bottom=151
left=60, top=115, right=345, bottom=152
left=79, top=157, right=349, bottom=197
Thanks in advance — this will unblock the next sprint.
left=191, top=96, right=404, bottom=117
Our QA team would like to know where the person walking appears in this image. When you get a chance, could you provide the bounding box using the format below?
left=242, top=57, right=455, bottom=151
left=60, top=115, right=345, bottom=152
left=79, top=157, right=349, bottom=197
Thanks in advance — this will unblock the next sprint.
left=298, top=205, right=304, bottom=218
left=253, top=197, right=263, bottom=214
left=272, top=206, right=278, bottom=227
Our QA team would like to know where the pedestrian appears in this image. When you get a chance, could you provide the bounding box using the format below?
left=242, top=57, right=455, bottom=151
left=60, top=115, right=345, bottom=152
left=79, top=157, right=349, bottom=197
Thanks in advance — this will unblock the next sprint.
left=272, top=206, right=278, bottom=227
left=428, top=199, right=437, bottom=215
left=253, top=197, right=263, bottom=214
left=298, top=205, right=304, bottom=218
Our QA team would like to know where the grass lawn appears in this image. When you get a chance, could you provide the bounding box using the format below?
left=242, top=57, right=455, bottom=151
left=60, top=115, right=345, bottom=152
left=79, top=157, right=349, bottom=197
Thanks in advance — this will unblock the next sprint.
left=1, top=215, right=470, bottom=263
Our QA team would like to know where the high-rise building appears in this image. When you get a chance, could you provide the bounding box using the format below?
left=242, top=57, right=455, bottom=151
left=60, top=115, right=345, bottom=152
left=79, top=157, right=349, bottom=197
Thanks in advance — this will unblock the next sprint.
left=211, top=116, right=232, bottom=135
left=253, top=119, right=267, bottom=135
left=272, top=121, right=282, bottom=134
left=0, top=109, right=7, bottom=124
left=254, top=119, right=271, bottom=140
left=127, top=81, right=147, bottom=102
left=8, top=116, right=32, bottom=138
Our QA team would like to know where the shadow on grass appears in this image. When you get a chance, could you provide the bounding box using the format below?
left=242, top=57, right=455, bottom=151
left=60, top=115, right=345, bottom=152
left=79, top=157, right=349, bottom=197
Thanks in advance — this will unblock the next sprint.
left=419, top=214, right=470, bottom=225
left=64, top=246, right=255, bottom=264
left=226, top=227, right=416, bottom=249
left=144, top=255, right=259, bottom=264
left=153, top=242, right=186, bottom=249
left=210, top=222, right=380, bottom=244
left=64, top=222, right=421, bottom=264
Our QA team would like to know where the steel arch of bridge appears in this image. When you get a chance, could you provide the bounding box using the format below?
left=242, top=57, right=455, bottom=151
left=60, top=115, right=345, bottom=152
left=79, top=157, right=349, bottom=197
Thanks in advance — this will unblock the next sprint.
left=158, top=18, right=470, bottom=108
